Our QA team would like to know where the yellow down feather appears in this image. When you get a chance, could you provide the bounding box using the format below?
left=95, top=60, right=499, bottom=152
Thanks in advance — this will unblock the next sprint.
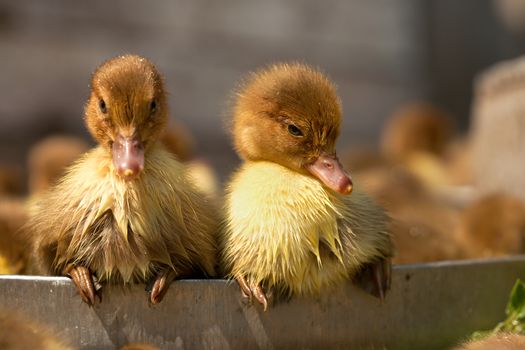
left=222, top=161, right=392, bottom=296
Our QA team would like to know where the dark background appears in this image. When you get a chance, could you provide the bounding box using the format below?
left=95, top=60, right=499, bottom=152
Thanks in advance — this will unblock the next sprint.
left=1, top=0, right=524, bottom=180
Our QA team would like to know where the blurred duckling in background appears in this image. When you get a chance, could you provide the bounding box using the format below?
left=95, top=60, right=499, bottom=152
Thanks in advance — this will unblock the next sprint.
left=388, top=202, right=462, bottom=264
left=221, top=63, right=393, bottom=310
left=0, top=164, right=26, bottom=275
left=0, top=308, right=73, bottom=350
left=454, top=333, right=525, bottom=350
left=0, top=166, right=26, bottom=274
left=0, top=166, right=23, bottom=196
left=0, top=197, right=27, bottom=274
left=456, top=193, right=525, bottom=259
left=380, top=102, right=456, bottom=187
left=160, top=122, right=194, bottom=163
left=28, top=55, right=218, bottom=305
left=161, top=123, right=220, bottom=199
left=340, top=147, right=389, bottom=173
left=27, top=135, right=89, bottom=195
left=356, top=166, right=463, bottom=264
left=0, top=136, right=88, bottom=275
left=342, top=102, right=477, bottom=264
left=381, top=103, right=454, bottom=162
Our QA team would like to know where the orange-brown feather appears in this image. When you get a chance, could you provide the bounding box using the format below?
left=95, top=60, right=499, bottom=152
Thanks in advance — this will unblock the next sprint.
left=232, top=63, right=341, bottom=171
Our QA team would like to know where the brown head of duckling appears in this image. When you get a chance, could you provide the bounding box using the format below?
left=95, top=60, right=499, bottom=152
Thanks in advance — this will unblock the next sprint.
left=232, top=63, right=352, bottom=195
left=85, top=55, right=168, bottom=181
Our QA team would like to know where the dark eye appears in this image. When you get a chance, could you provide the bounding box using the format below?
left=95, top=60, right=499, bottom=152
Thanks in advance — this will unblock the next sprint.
left=288, top=124, right=303, bottom=137
left=99, top=99, right=107, bottom=114
left=150, top=100, right=157, bottom=113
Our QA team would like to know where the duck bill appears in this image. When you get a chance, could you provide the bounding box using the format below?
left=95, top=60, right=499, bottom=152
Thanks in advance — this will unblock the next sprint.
left=112, top=134, right=144, bottom=181
left=306, top=153, right=353, bottom=195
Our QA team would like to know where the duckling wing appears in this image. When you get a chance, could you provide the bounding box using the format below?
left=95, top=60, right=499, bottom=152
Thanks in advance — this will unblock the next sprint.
left=335, top=189, right=393, bottom=299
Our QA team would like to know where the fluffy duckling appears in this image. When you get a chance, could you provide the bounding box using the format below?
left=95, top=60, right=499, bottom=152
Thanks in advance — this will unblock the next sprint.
left=454, top=333, right=525, bottom=350
left=445, top=139, right=474, bottom=186
left=0, top=197, right=28, bottom=274
left=161, top=123, right=220, bottom=198
left=456, top=193, right=525, bottom=259
left=380, top=103, right=457, bottom=187
left=221, top=63, right=393, bottom=310
left=28, top=55, right=218, bottom=305
left=354, top=165, right=426, bottom=209
left=355, top=166, right=463, bottom=263
left=27, top=135, right=89, bottom=195
left=381, top=103, right=454, bottom=161
left=0, top=167, right=26, bottom=273
left=340, top=147, right=388, bottom=173
left=0, top=166, right=23, bottom=196
left=160, top=122, right=195, bottom=162
left=0, top=309, right=72, bottom=350
left=184, top=160, right=220, bottom=199
left=388, top=203, right=462, bottom=264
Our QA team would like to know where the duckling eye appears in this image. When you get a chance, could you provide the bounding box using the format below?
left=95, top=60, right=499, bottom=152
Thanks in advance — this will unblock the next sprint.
left=150, top=100, right=157, bottom=113
left=99, top=99, right=107, bottom=114
left=288, top=124, right=303, bottom=137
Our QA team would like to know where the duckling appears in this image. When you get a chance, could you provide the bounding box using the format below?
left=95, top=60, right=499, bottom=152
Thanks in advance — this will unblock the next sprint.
left=0, top=309, right=73, bottom=350
left=0, top=136, right=86, bottom=274
left=0, top=167, right=27, bottom=273
left=27, top=55, right=218, bottom=305
left=456, top=193, right=525, bottom=259
left=0, top=197, right=28, bottom=274
left=381, top=103, right=454, bottom=161
left=354, top=165, right=426, bottom=209
left=444, top=138, right=474, bottom=186
left=160, top=122, right=195, bottom=163
left=355, top=166, right=463, bottom=263
left=221, top=63, right=393, bottom=310
left=27, top=135, right=89, bottom=195
left=340, top=147, right=388, bottom=173
left=454, top=333, right=525, bottom=350
left=184, top=160, right=220, bottom=199
left=388, top=203, right=462, bottom=264
left=161, top=123, right=220, bottom=199
left=381, top=103, right=457, bottom=187
left=0, top=166, right=23, bottom=196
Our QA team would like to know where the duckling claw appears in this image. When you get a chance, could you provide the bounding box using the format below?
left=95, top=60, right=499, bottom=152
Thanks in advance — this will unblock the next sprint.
left=66, top=265, right=98, bottom=306
left=354, top=257, right=392, bottom=303
left=149, top=270, right=176, bottom=305
left=236, top=275, right=253, bottom=301
left=252, top=284, right=269, bottom=312
left=235, top=276, right=271, bottom=311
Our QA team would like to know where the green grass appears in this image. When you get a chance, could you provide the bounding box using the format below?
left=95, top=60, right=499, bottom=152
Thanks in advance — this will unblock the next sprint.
left=472, top=279, right=525, bottom=340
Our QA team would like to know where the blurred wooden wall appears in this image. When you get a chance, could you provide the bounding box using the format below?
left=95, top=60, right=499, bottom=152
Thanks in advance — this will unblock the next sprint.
left=0, top=0, right=522, bottom=181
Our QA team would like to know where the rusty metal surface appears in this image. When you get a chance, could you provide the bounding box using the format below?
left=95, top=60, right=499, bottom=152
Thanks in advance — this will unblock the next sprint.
left=0, top=257, right=524, bottom=349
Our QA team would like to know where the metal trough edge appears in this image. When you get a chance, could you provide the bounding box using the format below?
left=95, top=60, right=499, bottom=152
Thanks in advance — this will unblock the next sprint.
left=1, top=257, right=524, bottom=350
